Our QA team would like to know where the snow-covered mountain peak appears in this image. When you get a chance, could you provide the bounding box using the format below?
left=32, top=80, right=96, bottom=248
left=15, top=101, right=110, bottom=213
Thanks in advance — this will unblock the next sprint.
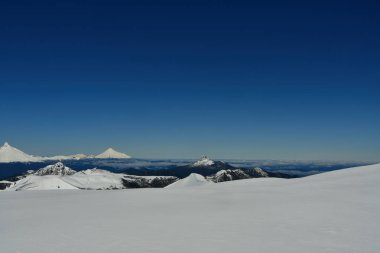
left=252, top=167, right=269, bottom=177
left=0, top=142, right=135, bottom=162
left=95, top=147, right=131, bottom=159
left=192, top=155, right=215, bottom=167
left=0, top=142, right=41, bottom=163
left=165, top=173, right=213, bottom=188
left=34, top=162, right=77, bottom=176
left=1, top=142, right=12, bottom=149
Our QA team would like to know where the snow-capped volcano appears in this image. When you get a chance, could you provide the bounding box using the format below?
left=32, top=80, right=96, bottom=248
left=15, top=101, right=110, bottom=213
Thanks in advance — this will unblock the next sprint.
left=0, top=142, right=133, bottom=162
left=0, top=142, right=41, bottom=163
left=95, top=148, right=131, bottom=159
left=192, top=155, right=215, bottom=167
left=34, top=162, right=77, bottom=176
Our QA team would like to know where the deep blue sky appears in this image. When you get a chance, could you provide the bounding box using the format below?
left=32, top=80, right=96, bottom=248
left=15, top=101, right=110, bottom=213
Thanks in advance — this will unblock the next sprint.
left=0, top=0, right=379, bottom=161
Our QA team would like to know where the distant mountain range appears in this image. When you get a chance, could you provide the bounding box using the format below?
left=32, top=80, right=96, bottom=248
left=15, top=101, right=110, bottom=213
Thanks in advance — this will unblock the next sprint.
left=0, top=142, right=131, bottom=163
left=0, top=156, right=298, bottom=191
left=1, top=162, right=177, bottom=190
left=119, top=156, right=298, bottom=179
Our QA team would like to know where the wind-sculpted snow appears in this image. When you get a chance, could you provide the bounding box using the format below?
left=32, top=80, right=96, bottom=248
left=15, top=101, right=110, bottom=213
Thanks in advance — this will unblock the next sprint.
left=1, top=163, right=379, bottom=253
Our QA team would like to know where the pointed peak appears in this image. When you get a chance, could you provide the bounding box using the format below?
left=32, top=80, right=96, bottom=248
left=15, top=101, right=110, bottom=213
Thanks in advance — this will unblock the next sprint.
left=165, top=173, right=212, bottom=188
left=0, top=142, right=41, bottom=162
left=34, top=162, right=76, bottom=176
left=1, top=142, right=13, bottom=150
left=95, top=147, right=131, bottom=159
left=192, top=155, right=215, bottom=167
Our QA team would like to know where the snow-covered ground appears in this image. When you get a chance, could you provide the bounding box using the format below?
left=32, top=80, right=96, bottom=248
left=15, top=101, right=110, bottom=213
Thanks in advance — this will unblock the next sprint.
left=1, top=163, right=379, bottom=253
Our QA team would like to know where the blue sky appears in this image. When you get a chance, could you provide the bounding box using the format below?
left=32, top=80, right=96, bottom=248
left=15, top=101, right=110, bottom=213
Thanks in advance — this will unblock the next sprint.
left=0, top=0, right=379, bottom=161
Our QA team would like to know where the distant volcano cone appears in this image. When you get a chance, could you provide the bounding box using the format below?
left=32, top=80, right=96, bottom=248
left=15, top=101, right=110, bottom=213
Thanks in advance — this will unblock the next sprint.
left=95, top=147, right=131, bottom=159
left=0, top=142, right=41, bottom=163
left=192, top=155, right=215, bottom=167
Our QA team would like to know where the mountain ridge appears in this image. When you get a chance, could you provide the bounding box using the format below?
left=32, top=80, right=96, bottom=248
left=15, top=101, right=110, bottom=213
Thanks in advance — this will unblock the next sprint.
left=0, top=142, right=132, bottom=163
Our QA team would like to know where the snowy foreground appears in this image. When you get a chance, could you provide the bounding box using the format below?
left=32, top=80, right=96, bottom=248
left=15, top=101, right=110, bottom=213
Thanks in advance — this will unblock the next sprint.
left=1, top=164, right=379, bottom=253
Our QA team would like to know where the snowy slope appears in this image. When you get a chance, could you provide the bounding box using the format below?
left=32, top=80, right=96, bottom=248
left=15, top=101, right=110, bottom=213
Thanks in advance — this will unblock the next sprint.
left=63, top=169, right=126, bottom=189
left=1, top=163, right=380, bottom=253
left=165, top=173, right=212, bottom=188
left=10, top=175, right=79, bottom=190
left=0, top=142, right=41, bottom=162
left=95, top=147, right=131, bottom=159
left=8, top=170, right=124, bottom=191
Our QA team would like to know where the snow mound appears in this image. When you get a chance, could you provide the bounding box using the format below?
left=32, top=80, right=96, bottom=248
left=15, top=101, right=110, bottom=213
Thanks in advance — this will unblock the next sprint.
left=165, top=173, right=212, bottom=188
left=95, top=148, right=131, bottom=159
left=192, top=155, right=215, bottom=167
left=34, top=162, right=77, bottom=176
left=0, top=142, right=41, bottom=163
